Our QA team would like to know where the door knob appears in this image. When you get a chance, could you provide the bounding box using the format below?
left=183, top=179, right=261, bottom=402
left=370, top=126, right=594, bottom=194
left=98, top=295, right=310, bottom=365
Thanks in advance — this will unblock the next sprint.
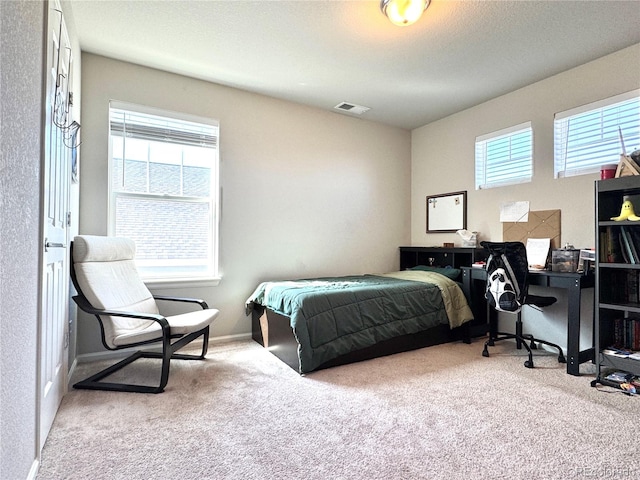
left=44, top=238, right=67, bottom=252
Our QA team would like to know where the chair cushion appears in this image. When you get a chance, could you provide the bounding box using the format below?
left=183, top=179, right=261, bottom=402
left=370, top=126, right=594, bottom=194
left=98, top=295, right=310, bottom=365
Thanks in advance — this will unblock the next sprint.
left=112, top=308, right=220, bottom=346
left=73, top=235, right=137, bottom=263
left=73, top=235, right=159, bottom=348
left=525, top=293, right=557, bottom=308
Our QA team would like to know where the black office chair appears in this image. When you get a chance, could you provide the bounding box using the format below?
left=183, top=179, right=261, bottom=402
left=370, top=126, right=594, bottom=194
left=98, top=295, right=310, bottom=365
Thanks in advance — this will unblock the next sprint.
left=480, top=241, right=566, bottom=368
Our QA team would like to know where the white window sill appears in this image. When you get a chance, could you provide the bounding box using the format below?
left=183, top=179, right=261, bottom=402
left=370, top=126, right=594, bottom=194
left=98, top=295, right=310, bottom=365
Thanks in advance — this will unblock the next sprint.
left=143, top=276, right=221, bottom=290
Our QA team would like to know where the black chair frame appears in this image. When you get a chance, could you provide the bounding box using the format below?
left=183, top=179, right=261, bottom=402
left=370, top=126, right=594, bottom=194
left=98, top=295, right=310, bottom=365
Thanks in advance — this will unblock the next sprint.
left=70, top=244, right=210, bottom=394
left=482, top=310, right=566, bottom=368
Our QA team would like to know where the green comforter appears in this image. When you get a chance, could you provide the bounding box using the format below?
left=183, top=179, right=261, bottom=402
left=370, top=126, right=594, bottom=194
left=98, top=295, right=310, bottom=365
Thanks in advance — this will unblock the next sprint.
left=246, top=271, right=473, bottom=373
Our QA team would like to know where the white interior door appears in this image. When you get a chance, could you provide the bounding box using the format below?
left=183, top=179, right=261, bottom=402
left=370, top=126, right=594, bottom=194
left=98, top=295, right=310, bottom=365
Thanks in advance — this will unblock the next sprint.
left=40, top=1, right=71, bottom=451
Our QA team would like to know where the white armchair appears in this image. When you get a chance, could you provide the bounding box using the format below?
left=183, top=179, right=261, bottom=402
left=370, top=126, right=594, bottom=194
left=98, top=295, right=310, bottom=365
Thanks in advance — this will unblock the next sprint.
left=70, top=235, right=219, bottom=393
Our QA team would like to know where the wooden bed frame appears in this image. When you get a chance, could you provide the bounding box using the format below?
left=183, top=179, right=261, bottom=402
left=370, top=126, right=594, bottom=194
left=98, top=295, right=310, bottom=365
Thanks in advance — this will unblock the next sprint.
left=251, top=305, right=472, bottom=374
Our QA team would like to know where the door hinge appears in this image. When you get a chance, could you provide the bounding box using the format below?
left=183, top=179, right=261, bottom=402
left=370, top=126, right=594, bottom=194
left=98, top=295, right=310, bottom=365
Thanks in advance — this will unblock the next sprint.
left=66, top=211, right=71, bottom=227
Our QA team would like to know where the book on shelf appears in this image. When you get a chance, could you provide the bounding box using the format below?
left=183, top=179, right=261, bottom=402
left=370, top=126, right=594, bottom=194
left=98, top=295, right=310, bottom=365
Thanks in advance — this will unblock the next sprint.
left=627, top=270, right=639, bottom=304
left=611, top=317, right=640, bottom=350
left=630, top=227, right=640, bottom=259
left=619, top=226, right=638, bottom=264
left=603, top=347, right=634, bottom=358
left=600, top=270, right=640, bottom=305
left=600, top=225, right=640, bottom=264
left=602, top=346, right=640, bottom=360
left=603, top=370, right=640, bottom=392
left=604, top=370, right=634, bottom=384
left=619, top=227, right=632, bottom=263
left=600, top=226, right=619, bottom=263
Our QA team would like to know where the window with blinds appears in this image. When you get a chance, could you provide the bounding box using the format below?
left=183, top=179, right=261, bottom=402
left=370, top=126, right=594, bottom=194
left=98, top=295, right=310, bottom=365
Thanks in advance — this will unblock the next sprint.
left=554, top=90, right=640, bottom=178
left=108, top=102, right=219, bottom=282
left=475, top=122, right=533, bottom=190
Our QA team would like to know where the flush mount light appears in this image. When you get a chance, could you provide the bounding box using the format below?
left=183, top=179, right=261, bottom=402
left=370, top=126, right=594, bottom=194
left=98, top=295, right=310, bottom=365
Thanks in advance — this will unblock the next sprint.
left=380, top=0, right=430, bottom=27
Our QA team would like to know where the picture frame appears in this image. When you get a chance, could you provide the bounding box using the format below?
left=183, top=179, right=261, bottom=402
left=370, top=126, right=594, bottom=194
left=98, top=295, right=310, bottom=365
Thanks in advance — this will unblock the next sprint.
left=426, top=191, right=467, bottom=233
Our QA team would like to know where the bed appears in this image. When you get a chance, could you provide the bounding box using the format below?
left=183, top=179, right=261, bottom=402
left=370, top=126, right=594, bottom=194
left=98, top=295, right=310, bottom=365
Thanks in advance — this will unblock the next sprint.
left=245, top=268, right=475, bottom=374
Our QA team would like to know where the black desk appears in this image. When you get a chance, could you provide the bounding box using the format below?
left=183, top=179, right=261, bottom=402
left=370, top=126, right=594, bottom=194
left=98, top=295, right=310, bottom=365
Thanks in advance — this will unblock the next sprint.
left=461, top=267, right=594, bottom=376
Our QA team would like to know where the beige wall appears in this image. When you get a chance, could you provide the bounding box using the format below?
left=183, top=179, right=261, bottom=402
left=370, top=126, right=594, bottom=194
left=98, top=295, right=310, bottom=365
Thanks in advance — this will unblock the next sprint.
left=411, top=43, right=640, bottom=351
left=78, top=54, right=412, bottom=354
left=412, top=43, right=640, bottom=249
left=1, top=1, right=45, bottom=478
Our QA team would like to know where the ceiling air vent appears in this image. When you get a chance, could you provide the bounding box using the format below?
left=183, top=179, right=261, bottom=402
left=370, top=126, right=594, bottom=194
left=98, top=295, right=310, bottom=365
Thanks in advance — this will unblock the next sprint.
left=334, top=102, right=370, bottom=115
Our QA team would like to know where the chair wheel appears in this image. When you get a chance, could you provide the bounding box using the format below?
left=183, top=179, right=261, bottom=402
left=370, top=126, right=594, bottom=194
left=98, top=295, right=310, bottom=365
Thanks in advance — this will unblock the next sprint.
left=558, top=354, right=566, bottom=364
left=482, top=347, right=490, bottom=357
left=524, top=360, right=534, bottom=368
left=529, top=341, right=538, bottom=350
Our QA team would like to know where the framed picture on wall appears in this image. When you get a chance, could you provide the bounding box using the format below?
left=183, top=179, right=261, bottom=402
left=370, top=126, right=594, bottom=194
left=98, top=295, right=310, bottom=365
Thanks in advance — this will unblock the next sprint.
left=426, top=191, right=467, bottom=233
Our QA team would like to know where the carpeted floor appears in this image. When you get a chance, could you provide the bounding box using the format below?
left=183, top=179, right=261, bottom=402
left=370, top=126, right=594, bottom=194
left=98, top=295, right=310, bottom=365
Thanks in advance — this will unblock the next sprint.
left=37, top=339, right=638, bottom=480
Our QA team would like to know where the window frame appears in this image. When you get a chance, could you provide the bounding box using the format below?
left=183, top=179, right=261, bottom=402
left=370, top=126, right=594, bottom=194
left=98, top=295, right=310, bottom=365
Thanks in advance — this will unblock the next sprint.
left=475, top=121, right=533, bottom=190
left=554, top=90, right=640, bottom=179
left=107, top=101, right=220, bottom=288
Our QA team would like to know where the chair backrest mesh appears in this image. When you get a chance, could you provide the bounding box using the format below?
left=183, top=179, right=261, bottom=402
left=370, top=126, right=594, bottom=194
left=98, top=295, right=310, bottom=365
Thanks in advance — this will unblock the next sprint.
left=481, top=241, right=530, bottom=312
left=72, top=235, right=159, bottom=348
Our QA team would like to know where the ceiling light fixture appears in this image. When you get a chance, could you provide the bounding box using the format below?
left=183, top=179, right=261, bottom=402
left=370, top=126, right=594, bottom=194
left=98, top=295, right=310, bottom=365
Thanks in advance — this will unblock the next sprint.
left=380, top=0, right=430, bottom=27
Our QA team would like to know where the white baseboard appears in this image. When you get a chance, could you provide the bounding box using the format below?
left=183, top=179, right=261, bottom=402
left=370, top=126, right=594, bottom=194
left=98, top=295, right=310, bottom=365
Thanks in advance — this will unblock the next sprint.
left=67, top=357, right=78, bottom=385
left=209, top=332, right=252, bottom=345
left=73, top=332, right=252, bottom=364
left=27, top=458, right=39, bottom=480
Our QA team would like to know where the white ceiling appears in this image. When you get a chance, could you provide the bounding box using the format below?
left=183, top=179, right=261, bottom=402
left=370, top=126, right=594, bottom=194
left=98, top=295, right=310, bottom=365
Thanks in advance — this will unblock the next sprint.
left=67, top=0, right=640, bottom=130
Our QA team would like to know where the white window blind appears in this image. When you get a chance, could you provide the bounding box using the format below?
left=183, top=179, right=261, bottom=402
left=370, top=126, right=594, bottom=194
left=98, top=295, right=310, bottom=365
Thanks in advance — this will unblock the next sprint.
left=554, top=90, right=640, bottom=178
left=475, top=122, right=533, bottom=190
left=108, top=102, right=220, bottom=282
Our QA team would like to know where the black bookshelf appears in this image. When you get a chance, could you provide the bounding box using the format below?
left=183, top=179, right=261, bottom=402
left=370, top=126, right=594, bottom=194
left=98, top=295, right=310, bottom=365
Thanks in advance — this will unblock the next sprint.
left=592, top=176, right=640, bottom=390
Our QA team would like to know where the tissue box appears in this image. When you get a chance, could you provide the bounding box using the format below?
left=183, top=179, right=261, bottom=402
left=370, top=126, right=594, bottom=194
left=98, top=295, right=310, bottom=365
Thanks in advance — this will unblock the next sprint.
left=462, top=233, right=477, bottom=247
left=551, top=249, right=580, bottom=272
